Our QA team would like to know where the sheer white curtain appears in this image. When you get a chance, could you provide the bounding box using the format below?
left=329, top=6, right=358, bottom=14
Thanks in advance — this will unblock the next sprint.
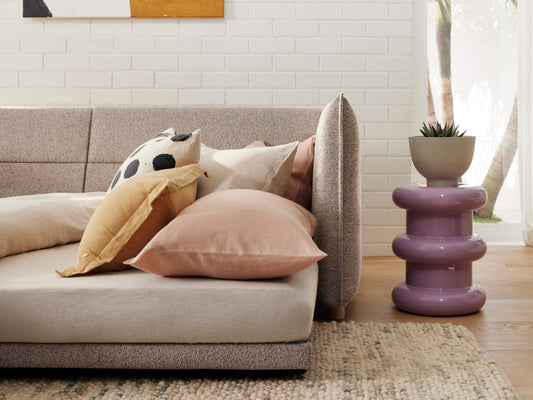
left=519, top=0, right=533, bottom=245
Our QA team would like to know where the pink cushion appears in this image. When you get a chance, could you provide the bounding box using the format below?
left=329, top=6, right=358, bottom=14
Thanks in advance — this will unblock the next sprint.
left=244, top=141, right=265, bottom=149
left=246, top=136, right=315, bottom=209
left=126, top=189, right=326, bottom=279
left=284, top=135, right=315, bottom=209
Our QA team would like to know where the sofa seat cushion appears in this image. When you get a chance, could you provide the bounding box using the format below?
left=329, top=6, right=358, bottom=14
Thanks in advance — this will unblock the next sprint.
left=0, top=244, right=318, bottom=344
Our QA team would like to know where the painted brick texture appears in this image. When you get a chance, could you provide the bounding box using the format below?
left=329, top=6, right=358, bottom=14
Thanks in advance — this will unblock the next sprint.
left=0, top=0, right=414, bottom=256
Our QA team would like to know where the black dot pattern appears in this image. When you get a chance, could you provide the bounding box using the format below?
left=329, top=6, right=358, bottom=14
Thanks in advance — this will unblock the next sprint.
left=109, top=128, right=196, bottom=191
left=152, top=154, right=176, bottom=171
left=110, top=170, right=121, bottom=189
left=124, top=159, right=140, bottom=179
left=171, top=133, right=192, bottom=142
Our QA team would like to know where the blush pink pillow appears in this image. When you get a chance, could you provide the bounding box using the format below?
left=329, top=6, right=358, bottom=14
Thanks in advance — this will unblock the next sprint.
left=126, top=189, right=326, bottom=279
left=246, top=136, right=315, bottom=209
left=284, top=135, right=315, bottom=209
left=244, top=141, right=265, bottom=149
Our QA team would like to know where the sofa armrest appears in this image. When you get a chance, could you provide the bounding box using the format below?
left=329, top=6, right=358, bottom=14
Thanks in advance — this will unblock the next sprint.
left=312, top=94, right=361, bottom=317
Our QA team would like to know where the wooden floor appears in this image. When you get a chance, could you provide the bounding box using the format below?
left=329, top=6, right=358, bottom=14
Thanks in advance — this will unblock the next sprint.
left=346, top=246, right=533, bottom=400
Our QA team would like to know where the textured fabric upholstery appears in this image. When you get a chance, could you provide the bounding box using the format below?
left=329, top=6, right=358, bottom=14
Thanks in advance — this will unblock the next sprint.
left=0, top=341, right=311, bottom=370
left=313, top=94, right=361, bottom=309
left=0, top=100, right=360, bottom=370
left=84, top=163, right=121, bottom=192
left=0, top=108, right=92, bottom=196
left=86, top=107, right=321, bottom=191
left=89, top=107, right=321, bottom=160
left=0, top=163, right=85, bottom=196
left=0, top=108, right=92, bottom=163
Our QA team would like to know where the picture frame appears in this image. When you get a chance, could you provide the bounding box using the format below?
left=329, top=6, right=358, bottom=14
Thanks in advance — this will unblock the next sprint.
left=23, top=0, right=224, bottom=18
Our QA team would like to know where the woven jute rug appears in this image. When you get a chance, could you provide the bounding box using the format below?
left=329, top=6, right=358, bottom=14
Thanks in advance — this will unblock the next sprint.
left=0, top=321, right=520, bottom=400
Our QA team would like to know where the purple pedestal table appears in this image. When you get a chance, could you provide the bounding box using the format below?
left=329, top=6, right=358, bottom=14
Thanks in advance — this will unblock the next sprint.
left=391, top=185, right=487, bottom=316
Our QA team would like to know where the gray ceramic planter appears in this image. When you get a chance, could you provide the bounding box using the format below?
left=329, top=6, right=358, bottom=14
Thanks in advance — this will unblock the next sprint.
left=409, top=136, right=475, bottom=187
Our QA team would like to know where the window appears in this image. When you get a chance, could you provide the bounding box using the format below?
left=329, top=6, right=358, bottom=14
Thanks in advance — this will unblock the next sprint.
left=426, top=0, right=521, bottom=242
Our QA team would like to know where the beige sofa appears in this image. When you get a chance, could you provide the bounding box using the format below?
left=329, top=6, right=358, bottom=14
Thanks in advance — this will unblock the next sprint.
left=0, top=94, right=360, bottom=370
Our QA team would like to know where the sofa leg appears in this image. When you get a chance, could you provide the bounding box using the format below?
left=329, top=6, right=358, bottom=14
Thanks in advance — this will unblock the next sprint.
left=327, top=306, right=345, bottom=320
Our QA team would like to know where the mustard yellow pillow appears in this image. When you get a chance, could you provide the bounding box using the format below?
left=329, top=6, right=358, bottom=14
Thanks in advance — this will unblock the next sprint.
left=57, top=164, right=206, bottom=277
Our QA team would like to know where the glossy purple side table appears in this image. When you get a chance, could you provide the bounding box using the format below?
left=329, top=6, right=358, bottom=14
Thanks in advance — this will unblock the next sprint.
left=391, top=185, right=487, bottom=316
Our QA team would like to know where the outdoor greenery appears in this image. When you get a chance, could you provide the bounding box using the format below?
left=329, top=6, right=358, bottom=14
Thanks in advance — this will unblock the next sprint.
left=473, top=214, right=502, bottom=223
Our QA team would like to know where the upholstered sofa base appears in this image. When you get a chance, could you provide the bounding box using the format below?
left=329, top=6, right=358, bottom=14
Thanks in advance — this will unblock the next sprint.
left=0, top=341, right=311, bottom=370
left=0, top=99, right=361, bottom=371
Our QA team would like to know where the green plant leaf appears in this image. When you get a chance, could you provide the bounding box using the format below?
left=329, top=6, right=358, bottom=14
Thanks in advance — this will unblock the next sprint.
left=419, top=121, right=467, bottom=137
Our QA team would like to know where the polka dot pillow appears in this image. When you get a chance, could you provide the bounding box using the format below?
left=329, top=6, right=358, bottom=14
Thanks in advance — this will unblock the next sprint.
left=108, top=128, right=201, bottom=192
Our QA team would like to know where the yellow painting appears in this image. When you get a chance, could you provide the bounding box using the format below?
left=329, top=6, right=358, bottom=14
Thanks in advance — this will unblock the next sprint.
left=23, top=0, right=223, bottom=18
left=130, top=0, right=223, bottom=17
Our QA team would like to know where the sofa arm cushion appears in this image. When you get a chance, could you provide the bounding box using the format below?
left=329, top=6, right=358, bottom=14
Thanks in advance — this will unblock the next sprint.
left=312, top=93, right=361, bottom=310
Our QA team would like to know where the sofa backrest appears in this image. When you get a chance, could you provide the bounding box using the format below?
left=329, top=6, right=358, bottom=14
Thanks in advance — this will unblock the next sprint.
left=86, top=107, right=321, bottom=191
left=0, top=108, right=92, bottom=197
left=0, top=107, right=321, bottom=195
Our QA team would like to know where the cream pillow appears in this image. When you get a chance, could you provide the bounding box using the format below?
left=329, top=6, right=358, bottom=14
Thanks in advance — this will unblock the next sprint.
left=108, top=128, right=201, bottom=192
left=197, top=141, right=298, bottom=198
left=0, top=192, right=104, bottom=258
left=126, top=189, right=326, bottom=279
left=245, top=136, right=316, bottom=209
left=57, top=164, right=206, bottom=277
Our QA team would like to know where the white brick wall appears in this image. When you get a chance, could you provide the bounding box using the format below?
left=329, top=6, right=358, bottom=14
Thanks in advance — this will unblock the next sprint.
left=0, top=0, right=415, bottom=256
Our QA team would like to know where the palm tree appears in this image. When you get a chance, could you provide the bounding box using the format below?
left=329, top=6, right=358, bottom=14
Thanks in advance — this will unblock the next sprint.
left=475, top=0, right=518, bottom=219
left=427, top=79, right=437, bottom=126
left=476, top=97, right=518, bottom=219
left=433, top=0, right=454, bottom=124
left=428, top=0, right=518, bottom=219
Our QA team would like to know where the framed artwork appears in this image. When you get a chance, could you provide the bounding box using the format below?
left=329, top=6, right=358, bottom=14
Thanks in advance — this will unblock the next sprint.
left=23, top=0, right=224, bottom=18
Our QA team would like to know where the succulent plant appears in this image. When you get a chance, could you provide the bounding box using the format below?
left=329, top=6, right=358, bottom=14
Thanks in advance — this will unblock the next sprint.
left=419, top=121, right=466, bottom=137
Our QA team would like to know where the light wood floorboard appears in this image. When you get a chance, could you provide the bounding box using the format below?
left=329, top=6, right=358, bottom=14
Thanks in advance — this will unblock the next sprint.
left=346, top=246, right=533, bottom=399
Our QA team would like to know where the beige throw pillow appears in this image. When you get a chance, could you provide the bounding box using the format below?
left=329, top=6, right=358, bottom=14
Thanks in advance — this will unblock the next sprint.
left=0, top=192, right=105, bottom=258
left=197, top=141, right=298, bottom=198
